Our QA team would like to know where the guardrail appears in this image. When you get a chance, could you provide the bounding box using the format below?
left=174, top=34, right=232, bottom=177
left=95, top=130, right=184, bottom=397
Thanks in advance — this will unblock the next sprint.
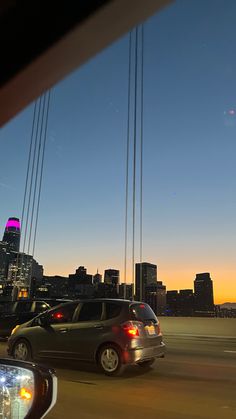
left=159, top=317, right=236, bottom=338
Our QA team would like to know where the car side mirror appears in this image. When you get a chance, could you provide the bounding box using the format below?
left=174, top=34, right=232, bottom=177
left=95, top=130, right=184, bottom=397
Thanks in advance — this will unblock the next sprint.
left=0, top=358, right=57, bottom=418
left=38, top=314, right=50, bottom=327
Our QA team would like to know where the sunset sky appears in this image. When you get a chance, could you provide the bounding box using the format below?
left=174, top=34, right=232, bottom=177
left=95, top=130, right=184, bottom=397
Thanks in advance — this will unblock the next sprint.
left=0, top=0, right=236, bottom=304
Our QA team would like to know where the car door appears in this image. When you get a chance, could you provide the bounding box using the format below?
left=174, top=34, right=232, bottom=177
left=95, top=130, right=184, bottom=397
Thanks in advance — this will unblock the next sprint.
left=0, top=302, right=15, bottom=337
left=68, top=301, right=105, bottom=361
left=28, top=302, right=78, bottom=359
left=14, top=301, right=34, bottom=325
left=1, top=301, right=34, bottom=337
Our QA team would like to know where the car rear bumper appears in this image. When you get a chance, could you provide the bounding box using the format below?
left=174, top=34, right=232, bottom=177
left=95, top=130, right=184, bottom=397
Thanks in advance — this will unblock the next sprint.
left=124, top=341, right=166, bottom=364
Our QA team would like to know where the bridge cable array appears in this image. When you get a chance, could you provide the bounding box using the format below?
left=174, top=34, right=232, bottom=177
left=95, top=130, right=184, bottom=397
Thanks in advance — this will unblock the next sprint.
left=139, top=24, right=144, bottom=302
left=17, top=90, right=51, bottom=282
left=123, top=31, right=132, bottom=298
left=123, top=25, right=144, bottom=299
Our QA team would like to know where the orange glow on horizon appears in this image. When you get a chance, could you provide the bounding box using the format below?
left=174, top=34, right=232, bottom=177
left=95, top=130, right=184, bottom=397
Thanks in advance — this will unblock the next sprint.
left=43, top=263, right=236, bottom=305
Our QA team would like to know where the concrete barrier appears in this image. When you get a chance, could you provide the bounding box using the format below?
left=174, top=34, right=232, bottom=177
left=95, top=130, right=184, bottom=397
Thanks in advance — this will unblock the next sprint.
left=159, top=317, right=236, bottom=339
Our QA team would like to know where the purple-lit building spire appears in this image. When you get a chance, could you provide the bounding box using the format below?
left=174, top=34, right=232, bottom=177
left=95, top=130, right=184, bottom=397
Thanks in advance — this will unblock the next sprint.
left=2, top=217, right=21, bottom=252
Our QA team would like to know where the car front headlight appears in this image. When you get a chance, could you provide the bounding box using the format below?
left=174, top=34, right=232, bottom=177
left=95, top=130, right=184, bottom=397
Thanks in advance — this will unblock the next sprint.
left=11, top=325, right=20, bottom=336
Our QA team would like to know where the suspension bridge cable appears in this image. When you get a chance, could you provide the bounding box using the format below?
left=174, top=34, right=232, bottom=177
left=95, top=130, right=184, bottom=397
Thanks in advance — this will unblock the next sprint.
left=132, top=27, right=139, bottom=297
left=20, top=97, right=42, bottom=282
left=139, top=24, right=144, bottom=301
left=22, top=96, right=42, bottom=254
left=32, top=90, right=51, bottom=257
left=20, top=100, right=38, bottom=247
left=14, top=100, right=38, bottom=280
left=124, top=32, right=132, bottom=299
left=27, top=93, right=46, bottom=255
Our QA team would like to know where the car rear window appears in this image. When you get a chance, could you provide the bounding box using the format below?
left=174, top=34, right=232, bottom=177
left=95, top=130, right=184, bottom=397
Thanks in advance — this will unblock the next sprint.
left=105, top=302, right=122, bottom=319
left=129, top=303, right=157, bottom=323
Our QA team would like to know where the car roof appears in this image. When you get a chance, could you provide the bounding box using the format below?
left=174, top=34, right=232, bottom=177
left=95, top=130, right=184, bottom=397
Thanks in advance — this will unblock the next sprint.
left=45, top=299, right=148, bottom=312
left=73, top=298, right=132, bottom=304
left=65, top=298, right=146, bottom=305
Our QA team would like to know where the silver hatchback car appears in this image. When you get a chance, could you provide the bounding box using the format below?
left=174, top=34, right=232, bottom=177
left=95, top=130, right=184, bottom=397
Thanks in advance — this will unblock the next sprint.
left=8, top=299, right=165, bottom=376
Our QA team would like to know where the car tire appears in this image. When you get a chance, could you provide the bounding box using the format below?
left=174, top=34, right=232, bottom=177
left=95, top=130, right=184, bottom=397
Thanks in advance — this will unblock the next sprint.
left=12, top=339, right=32, bottom=361
left=137, top=358, right=156, bottom=368
left=98, top=344, right=125, bottom=376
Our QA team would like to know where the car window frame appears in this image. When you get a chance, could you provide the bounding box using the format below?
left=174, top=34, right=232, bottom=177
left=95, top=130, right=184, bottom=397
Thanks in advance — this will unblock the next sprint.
left=47, top=302, right=79, bottom=325
left=31, top=302, right=79, bottom=327
left=14, top=301, right=34, bottom=314
left=74, top=301, right=105, bottom=322
left=129, top=302, right=158, bottom=323
left=104, top=301, right=122, bottom=320
left=31, top=301, right=51, bottom=313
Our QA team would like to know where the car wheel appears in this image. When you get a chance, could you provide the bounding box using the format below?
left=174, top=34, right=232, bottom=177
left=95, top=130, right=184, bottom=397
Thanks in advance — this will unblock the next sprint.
left=98, top=344, right=125, bottom=376
left=12, top=339, right=32, bottom=361
left=137, top=358, right=156, bottom=368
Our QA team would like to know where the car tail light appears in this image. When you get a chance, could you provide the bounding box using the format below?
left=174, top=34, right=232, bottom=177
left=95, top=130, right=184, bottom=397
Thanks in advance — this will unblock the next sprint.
left=53, top=312, right=63, bottom=320
left=122, top=321, right=139, bottom=337
left=157, top=322, right=161, bottom=335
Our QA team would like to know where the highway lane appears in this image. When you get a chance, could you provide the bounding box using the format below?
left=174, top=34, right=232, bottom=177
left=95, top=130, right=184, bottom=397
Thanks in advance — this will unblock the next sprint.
left=165, top=335, right=236, bottom=360
left=1, top=337, right=236, bottom=419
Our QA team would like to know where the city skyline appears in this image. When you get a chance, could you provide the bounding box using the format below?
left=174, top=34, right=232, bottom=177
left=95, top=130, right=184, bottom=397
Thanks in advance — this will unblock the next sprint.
left=0, top=0, right=236, bottom=304
left=0, top=213, right=222, bottom=305
left=0, top=201, right=234, bottom=304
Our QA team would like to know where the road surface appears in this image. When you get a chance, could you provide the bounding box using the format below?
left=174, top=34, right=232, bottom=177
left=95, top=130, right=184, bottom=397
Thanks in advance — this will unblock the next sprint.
left=0, top=336, right=236, bottom=419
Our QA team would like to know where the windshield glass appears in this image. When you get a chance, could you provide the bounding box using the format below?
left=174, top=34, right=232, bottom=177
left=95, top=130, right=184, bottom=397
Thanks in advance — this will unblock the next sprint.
left=1, top=1, right=236, bottom=418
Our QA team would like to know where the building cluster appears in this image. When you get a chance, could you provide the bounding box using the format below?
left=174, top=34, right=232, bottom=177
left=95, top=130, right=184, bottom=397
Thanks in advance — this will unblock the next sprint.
left=215, top=304, right=236, bottom=318
left=166, top=273, right=214, bottom=316
left=33, top=263, right=215, bottom=317
left=0, top=216, right=221, bottom=317
left=33, top=266, right=134, bottom=302
left=0, top=217, right=43, bottom=299
left=135, top=263, right=166, bottom=315
left=136, top=265, right=215, bottom=316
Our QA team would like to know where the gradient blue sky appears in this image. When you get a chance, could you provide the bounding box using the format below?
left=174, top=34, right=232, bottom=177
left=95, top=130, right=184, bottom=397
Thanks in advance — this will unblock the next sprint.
left=0, top=0, right=236, bottom=302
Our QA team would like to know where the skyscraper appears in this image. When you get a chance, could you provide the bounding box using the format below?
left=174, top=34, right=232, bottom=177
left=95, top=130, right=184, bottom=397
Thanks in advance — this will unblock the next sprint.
left=93, top=270, right=102, bottom=285
left=145, top=281, right=166, bottom=315
left=68, top=266, right=93, bottom=298
left=0, top=241, right=11, bottom=281
left=179, top=289, right=194, bottom=316
left=135, top=262, right=157, bottom=301
left=2, top=217, right=21, bottom=252
left=194, top=272, right=214, bottom=315
left=104, top=269, right=120, bottom=285
left=7, top=253, right=37, bottom=285
left=166, top=290, right=179, bottom=316
left=119, top=283, right=133, bottom=300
